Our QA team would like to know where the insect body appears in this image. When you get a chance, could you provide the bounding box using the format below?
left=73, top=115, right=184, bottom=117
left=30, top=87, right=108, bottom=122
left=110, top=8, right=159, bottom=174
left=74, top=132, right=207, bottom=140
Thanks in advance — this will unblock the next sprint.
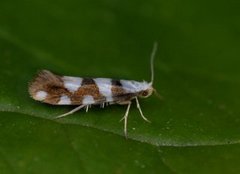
left=29, top=43, right=158, bottom=137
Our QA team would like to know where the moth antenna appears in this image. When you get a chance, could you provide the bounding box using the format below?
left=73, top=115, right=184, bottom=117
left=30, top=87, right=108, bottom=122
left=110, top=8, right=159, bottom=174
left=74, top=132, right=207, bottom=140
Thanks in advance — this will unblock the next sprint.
left=150, top=42, right=158, bottom=85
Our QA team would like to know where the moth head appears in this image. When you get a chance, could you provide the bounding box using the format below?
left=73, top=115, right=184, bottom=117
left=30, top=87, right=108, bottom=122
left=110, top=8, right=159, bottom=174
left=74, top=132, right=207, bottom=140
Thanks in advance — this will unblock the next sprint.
left=138, top=83, right=163, bottom=99
left=138, top=86, right=154, bottom=98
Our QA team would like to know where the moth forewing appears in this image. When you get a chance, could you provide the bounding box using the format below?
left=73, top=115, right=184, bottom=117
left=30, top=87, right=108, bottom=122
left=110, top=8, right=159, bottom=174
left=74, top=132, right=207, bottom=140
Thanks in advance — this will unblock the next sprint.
left=28, top=42, right=158, bottom=137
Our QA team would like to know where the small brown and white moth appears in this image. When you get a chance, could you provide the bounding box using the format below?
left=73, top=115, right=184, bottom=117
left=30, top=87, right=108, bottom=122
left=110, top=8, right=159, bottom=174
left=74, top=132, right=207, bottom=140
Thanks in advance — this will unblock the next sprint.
left=29, top=43, right=158, bottom=137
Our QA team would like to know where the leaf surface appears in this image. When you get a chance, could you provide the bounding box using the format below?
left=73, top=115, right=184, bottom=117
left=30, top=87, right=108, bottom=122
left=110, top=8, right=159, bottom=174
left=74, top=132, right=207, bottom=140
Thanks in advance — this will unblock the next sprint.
left=0, top=0, right=240, bottom=173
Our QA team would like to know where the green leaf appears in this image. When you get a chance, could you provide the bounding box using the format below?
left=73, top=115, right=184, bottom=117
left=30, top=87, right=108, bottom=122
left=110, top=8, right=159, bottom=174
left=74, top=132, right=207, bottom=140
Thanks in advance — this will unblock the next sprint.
left=0, top=0, right=240, bottom=173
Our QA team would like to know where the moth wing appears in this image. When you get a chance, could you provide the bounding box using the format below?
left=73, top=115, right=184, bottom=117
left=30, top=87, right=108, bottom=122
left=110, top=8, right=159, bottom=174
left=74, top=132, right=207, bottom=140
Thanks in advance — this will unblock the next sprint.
left=61, top=76, right=83, bottom=93
left=29, top=70, right=70, bottom=105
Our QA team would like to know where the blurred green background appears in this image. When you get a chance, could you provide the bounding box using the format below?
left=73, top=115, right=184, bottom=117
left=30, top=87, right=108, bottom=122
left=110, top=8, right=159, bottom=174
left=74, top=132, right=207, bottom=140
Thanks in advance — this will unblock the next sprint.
left=0, top=0, right=240, bottom=173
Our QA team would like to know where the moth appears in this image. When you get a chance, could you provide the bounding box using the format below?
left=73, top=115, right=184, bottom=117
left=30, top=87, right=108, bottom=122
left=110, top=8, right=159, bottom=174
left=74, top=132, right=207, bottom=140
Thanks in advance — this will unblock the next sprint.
left=29, top=43, right=158, bottom=137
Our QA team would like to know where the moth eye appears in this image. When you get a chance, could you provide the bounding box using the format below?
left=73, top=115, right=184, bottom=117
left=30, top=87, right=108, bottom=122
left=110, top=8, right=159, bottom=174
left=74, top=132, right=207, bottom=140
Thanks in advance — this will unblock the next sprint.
left=142, top=91, right=149, bottom=96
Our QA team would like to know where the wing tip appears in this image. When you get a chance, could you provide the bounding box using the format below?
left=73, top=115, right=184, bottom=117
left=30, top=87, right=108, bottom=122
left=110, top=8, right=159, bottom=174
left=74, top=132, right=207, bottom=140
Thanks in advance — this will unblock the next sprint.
left=28, top=70, right=63, bottom=102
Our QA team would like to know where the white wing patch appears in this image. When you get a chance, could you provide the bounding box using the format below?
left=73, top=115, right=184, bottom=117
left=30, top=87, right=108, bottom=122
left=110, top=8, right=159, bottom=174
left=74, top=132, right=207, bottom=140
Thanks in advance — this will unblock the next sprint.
left=62, top=76, right=83, bottom=93
left=94, top=78, right=113, bottom=102
left=120, top=80, right=151, bottom=93
left=58, top=95, right=71, bottom=105
left=82, top=95, right=95, bottom=105
left=35, top=90, right=47, bottom=101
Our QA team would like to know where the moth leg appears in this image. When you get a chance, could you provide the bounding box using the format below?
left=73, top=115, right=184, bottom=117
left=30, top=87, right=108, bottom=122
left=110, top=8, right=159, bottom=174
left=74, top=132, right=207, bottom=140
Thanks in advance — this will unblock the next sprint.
left=100, top=103, right=105, bottom=108
left=85, top=105, right=89, bottom=112
left=55, top=105, right=86, bottom=119
left=119, top=102, right=132, bottom=138
left=135, top=97, right=151, bottom=123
